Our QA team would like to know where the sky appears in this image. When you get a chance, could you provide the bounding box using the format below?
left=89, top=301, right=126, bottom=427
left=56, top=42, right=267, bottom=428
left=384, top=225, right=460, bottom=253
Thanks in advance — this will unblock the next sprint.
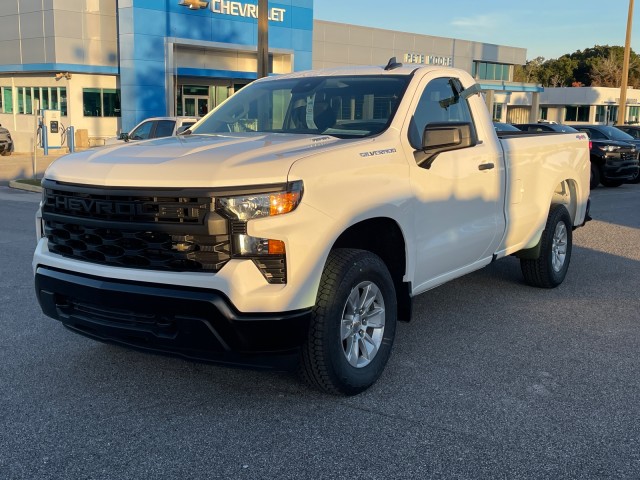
left=314, top=1, right=640, bottom=61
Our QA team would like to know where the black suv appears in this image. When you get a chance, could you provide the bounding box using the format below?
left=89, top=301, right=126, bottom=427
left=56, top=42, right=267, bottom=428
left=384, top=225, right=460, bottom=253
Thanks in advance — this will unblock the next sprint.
left=0, top=124, right=13, bottom=156
left=573, top=125, right=640, bottom=188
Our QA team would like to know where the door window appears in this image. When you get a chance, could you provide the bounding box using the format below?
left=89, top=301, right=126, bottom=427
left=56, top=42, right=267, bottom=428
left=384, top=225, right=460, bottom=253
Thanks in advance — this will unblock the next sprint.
left=409, top=77, right=475, bottom=150
left=153, top=120, right=175, bottom=138
left=129, top=121, right=154, bottom=140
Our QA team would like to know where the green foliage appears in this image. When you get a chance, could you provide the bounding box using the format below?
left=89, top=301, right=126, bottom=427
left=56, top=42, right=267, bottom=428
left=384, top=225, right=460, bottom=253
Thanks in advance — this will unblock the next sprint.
left=523, top=45, right=640, bottom=88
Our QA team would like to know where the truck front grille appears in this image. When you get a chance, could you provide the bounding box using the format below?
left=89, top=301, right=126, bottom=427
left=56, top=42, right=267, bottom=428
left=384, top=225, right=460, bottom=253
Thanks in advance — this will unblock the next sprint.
left=44, top=220, right=231, bottom=272
left=41, top=181, right=231, bottom=273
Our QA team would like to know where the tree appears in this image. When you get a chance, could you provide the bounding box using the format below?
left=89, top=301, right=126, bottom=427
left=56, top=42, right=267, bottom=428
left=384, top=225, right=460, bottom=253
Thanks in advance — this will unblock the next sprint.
left=590, top=52, right=624, bottom=87
left=513, top=56, right=545, bottom=83
left=538, top=56, right=578, bottom=87
left=521, top=45, right=640, bottom=88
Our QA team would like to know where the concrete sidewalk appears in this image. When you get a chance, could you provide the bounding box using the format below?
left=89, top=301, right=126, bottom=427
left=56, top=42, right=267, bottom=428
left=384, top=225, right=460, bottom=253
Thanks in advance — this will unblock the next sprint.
left=0, top=149, right=69, bottom=185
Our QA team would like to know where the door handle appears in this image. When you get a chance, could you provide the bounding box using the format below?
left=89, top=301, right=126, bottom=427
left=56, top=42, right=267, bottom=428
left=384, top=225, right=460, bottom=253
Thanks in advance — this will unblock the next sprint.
left=478, top=163, right=495, bottom=171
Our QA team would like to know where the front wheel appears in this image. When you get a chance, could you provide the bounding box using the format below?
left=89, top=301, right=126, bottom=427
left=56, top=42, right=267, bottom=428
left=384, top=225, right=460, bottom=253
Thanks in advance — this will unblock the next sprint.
left=600, top=177, right=623, bottom=187
left=521, top=204, right=573, bottom=288
left=299, top=249, right=397, bottom=395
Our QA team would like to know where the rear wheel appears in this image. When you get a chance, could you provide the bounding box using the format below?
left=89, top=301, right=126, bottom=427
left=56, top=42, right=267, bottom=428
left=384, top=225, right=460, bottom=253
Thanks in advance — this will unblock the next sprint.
left=521, top=204, right=572, bottom=288
left=299, top=249, right=397, bottom=395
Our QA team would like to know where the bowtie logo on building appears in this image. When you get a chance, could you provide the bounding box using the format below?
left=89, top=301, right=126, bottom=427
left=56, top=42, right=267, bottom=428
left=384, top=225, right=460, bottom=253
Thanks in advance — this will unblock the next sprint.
left=179, top=0, right=209, bottom=9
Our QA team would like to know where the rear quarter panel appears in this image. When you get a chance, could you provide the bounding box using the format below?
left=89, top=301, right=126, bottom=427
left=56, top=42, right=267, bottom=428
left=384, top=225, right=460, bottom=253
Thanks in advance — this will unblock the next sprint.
left=497, top=132, right=590, bottom=256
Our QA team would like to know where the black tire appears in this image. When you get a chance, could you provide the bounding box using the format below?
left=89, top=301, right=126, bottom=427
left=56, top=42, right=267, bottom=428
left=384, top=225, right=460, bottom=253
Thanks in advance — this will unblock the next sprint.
left=627, top=167, right=640, bottom=184
left=600, top=177, right=623, bottom=188
left=0, top=150, right=10, bottom=156
left=521, top=204, right=573, bottom=289
left=299, top=248, right=397, bottom=395
left=589, top=163, right=600, bottom=189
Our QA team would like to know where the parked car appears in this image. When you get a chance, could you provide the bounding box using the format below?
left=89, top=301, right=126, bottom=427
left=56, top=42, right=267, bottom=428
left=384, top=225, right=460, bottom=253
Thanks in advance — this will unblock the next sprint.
left=615, top=124, right=640, bottom=139
left=104, top=116, right=198, bottom=146
left=513, top=123, right=580, bottom=133
left=574, top=125, right=640, bottom=186
left=0, top=123, right=14, bottom=156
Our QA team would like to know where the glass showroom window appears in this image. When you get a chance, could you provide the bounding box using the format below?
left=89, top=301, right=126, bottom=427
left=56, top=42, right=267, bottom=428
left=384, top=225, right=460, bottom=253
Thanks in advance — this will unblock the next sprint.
left=14, top=87, right=66, bottom=115
left=83, top=88, right=102, bottom=117
left=59, top=87, right=67, bottom=116
left=103, top=89, right=121, bottom=117
left=539, top=107, right=548, bottom=120
left=17, top=87, right=25, bottom=114
left=2, top=87, right=12, bottom=113
left=25, top=87, right=32, bottom=114
left=493, top=103, right=503, bottom=121
left=564, top=106, right=590, bottom=122
left=473, top=62, right=511, bottom=81
left=41, top=88, right=49, bottom=110
left=83, top=88, right=121, bottom=117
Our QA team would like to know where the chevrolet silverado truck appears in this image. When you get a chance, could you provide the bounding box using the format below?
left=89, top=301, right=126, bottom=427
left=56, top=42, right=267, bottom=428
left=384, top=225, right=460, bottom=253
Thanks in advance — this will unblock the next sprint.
left=33, top=62, right=591, bottom=395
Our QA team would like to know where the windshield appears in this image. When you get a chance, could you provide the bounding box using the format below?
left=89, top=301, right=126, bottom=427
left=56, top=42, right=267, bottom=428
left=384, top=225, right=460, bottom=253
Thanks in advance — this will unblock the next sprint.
left=600, top=125, right=635, bottom=141
left=191, top=75, right=411, bottom=139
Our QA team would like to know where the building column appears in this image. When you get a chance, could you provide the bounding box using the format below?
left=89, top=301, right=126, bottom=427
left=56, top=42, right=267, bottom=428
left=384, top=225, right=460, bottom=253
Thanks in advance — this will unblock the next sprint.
left=529, top=92, right=540, bottom=123
left=118, top=3, right=168, bottom=132
left=485, top=90, right=495, bottom=120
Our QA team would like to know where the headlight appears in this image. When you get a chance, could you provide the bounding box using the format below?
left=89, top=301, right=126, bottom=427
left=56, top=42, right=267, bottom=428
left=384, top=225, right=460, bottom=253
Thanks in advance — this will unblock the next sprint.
left=217, top=180, right=303, bottom=221
left=215, top=181, right=303, bottom=284
left=599, top=145, right=620, bottom=152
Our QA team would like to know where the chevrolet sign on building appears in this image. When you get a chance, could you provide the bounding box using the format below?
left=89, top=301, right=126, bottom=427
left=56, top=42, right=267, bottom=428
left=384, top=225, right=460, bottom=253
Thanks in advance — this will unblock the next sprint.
left=180, top=0, right=286, bottom=22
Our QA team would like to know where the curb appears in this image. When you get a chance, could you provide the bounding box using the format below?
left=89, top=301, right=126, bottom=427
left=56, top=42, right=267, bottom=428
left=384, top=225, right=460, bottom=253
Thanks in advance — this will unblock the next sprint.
left=9, top=180, right=42, bottom=193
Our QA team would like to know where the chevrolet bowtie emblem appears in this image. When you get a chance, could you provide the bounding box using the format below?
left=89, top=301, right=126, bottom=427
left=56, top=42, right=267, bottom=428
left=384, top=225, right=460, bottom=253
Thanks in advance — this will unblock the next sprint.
left=179, top=0, right=209, bottom=9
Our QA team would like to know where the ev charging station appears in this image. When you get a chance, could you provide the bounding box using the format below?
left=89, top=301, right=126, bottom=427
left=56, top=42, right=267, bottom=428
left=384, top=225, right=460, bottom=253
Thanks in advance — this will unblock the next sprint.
left=42, top=110, right=62, bottom=149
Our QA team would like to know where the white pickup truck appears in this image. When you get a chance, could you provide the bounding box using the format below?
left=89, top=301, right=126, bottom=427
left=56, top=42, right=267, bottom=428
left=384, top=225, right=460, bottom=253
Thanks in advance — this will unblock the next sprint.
left=33, top=62, right=590, bottom=395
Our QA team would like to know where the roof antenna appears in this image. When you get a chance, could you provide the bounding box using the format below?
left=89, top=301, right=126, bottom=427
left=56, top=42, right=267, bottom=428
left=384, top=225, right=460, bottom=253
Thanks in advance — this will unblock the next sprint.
left=384, top=57, right=402, bottom=71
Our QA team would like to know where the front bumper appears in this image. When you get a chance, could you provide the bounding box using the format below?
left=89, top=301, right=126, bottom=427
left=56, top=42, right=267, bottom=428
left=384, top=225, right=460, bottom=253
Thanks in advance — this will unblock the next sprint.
left=602, top=154, right=639, bottom=180
left=35, top=266, right=311, bottom=369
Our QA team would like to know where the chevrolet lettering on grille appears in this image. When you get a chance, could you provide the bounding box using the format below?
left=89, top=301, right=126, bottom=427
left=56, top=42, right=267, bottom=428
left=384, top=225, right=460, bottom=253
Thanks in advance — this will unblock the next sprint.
left=53, top=196, right=142, bottom=215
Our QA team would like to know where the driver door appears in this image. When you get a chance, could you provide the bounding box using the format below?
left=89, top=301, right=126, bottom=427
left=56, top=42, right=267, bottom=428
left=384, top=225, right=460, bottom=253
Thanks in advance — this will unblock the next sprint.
left=408, top=76, right=503, bottom=291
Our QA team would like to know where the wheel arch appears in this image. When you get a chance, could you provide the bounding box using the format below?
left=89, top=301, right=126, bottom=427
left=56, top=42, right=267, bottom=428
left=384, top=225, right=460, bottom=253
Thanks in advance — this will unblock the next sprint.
left=331, top=217, right=412, bottom=322
left=516, top=178, right=578, bottom=259
left=551, top=178, right=578, bottom=225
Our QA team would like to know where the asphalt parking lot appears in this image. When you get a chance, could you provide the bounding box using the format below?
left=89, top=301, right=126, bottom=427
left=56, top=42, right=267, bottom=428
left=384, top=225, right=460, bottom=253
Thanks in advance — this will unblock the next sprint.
left=1, top=184, right=639, bottom=479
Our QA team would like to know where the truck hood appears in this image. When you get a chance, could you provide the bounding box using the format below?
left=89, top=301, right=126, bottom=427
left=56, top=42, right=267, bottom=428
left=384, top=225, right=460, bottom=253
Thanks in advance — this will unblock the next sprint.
left=44, top=133, right=350, bottom=187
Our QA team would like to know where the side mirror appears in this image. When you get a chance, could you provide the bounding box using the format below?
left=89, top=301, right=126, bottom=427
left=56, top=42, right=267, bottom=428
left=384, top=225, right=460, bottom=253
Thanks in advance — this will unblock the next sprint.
left=417, top=122, right=476, bottom=168
left=176, top=125, right=189, bottom=134
left=119, top=132, right=129, bottom=142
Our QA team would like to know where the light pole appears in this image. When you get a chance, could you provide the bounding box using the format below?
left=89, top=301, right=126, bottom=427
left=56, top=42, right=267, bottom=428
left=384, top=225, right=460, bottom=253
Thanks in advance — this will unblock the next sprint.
left=618, top=0, right=634, bottom=125
left=257, top=0, right=269, bottom=79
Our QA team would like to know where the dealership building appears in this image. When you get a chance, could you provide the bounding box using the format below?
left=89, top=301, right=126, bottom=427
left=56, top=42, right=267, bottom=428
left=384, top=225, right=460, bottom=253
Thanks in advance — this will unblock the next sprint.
left=0, top=0, right=534, bottom=151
